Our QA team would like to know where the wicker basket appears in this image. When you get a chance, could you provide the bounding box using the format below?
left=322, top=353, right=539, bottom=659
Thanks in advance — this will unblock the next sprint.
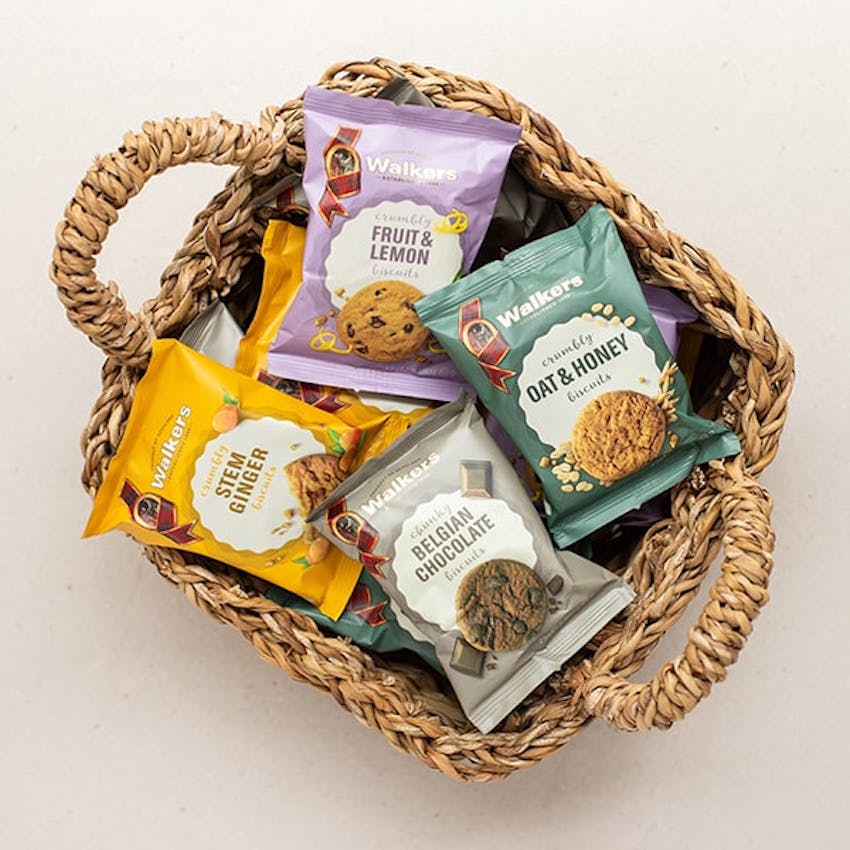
left=50, top=58, right=794, bottom=782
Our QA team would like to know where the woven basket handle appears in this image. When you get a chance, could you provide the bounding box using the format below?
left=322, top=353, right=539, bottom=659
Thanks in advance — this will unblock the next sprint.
left=581, top=458, right=775, bottom=731
left=50, top=115, right=271, bottom=368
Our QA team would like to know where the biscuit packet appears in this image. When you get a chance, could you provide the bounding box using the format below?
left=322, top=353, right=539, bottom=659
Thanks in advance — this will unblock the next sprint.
left=180, top=300, right=244, bottom=368
left=481, top=281, right=698, bottom=524
left=307, top=395, right=634, bottom=733
left=261, top=86, right=520, bottom=401
left=252, top=75, right=435, bottom=227
left=266, top=570, right=442, bottom=672
left=640, top=281, right=699, bottom=364
left=236, top=220, right=436, bottom=425
left=234, top=220, right=306, bottom=378
left=83, top=339, right=406, bottom=619
left=415, top=204, right=741, bottom=547
left=256, top=370, right=435, bottom=425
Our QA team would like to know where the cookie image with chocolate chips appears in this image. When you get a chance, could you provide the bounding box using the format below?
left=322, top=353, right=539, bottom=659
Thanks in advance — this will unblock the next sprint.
left=284, top=454, right=346, bottom=517
left=571, top=390, right=667, bottom=484
left=455, top=559, right=547, bottom=653
left=337, top=281, right=430, bottom=362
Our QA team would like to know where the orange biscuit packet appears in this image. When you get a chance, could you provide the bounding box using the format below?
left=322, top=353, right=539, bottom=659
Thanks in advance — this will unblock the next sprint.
left=84, top=339, right=405, bottom=618
left=234, top=220, right=306, bottom=379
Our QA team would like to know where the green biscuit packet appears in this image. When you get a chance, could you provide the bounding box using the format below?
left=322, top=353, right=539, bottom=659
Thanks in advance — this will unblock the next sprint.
left=266, top=571, right=442, bottom=672
left=415, top=204, right=740, bottom=547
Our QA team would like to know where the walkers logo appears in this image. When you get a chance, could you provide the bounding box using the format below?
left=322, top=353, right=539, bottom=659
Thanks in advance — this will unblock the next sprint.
left=365, top=155, right=458, bottom=183
left=356, top=453, right=440, bottom=517
left=494, top=276, right=584, bottom=328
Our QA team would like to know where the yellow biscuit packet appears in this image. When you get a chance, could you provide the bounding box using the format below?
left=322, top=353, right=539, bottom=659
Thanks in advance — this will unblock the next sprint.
left=234, top=220, right=306, bottom=379
left=236, top=219, right=435, bottom=427
left=84, top=339, right=406, bottom=619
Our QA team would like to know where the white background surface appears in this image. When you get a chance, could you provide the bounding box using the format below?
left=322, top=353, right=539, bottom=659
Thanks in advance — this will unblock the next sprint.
left=2, top=1, right=848, bottom=846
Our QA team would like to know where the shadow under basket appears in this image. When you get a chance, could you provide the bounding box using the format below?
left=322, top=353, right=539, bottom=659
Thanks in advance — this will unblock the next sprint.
left=50, top=58, right=794, bottom=782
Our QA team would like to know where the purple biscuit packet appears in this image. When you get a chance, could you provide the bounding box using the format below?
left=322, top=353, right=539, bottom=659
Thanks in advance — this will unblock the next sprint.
left=264, top=86, right=520, bottom=401
left=639, top=282, right=698, bottom=355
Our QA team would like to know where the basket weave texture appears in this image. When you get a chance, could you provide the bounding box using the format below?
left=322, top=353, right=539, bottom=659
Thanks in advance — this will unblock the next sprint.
left=50, top=58, right=794, bottom=782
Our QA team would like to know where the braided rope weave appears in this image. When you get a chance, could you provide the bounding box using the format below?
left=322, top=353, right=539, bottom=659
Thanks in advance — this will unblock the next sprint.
left=50, top=58, right=793, bottom=781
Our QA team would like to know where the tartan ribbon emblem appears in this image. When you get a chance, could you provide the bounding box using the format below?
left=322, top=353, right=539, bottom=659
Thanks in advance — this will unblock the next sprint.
left=257, top=371, right=349, bottom=414
left=326, top=498, right=387, bottom=579
left=318, top=126, right=361, bottom=225
left=458, top=298, right=516, bottom=392
left=345, top=583, right=388, bottom=627
left=275, top=185, right=308, bottom=217
left=120, top=480, right=200, bottom=545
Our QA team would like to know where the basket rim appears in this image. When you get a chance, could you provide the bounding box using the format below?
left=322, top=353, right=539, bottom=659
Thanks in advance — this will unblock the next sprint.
left=50, top=57, right=794, bottom=782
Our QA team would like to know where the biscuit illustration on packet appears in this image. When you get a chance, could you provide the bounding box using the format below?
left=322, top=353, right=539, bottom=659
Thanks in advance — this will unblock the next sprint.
left=261, top=86, right=520, bottom=401
left=416, top=204, right=741, bottom=547
left=235, top=219, right=437, bottom=427
left=83, top=340, right=405, bottom=619
left=307, top=395, right=633, bottom=733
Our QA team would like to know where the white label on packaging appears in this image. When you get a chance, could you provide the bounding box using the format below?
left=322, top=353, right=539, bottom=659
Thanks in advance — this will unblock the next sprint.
left=190, top=417, right=324, bottom=553
left=393, top=491, right=536, bottom=631
left=324, top=200, right=463, bottom=307
left=518, top=317, right=661, bottom=446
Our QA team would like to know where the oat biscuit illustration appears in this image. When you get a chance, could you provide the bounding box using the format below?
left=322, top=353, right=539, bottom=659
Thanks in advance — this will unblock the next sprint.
left=455, top=559, right=547, bottom=652
left=336, top=281, right=429, bottom=362
left=571, top=390, right=667, bottom=483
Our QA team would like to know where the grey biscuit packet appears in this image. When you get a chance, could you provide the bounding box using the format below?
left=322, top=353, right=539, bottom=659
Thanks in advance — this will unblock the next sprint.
left=179, top=300, right=244, bottom=368
left=307, top=395, right=634, bottom=733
